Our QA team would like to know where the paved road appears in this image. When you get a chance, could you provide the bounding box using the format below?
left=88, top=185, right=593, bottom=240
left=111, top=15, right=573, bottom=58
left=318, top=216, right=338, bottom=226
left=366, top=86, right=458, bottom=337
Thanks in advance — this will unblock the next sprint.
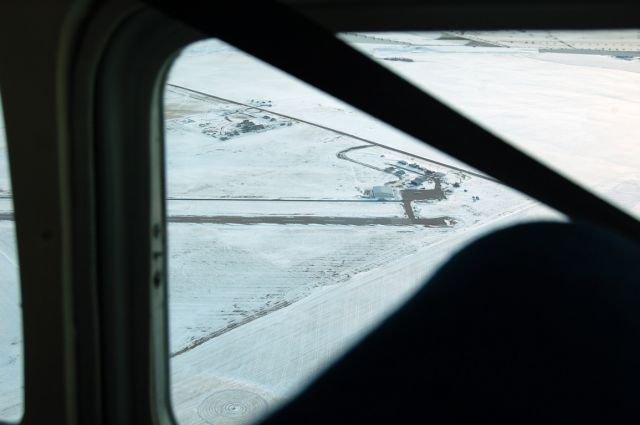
left=3, top=195, right=404, bottom=204
left=167, top=197, right=401, bottom=203
left=336, top=144, right=388, bottom=174
left=400, top=187, right=445, bottom=220
left=168, top=215, right=453, bottom=227
left=2, top=211, right=453, bottom=227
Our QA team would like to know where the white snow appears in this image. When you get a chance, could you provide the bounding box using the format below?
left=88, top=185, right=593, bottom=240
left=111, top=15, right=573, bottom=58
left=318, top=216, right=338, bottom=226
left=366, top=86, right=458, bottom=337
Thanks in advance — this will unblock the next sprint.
left=169, top=33, right=640, bottom=218
left=168, top=223, right=459, bottom=354
left=167, top=39, right=474, bottom=173
left=164, top=80, right=545, bottom=374
left=163, top=32, right=639, bottom=425
left=0, top=222, right=22, bottom=423
left=166, top=124, right=385, bottom=200
left=342, top=31, right=469, bottom=46
left=170, top=202, right=561, bottom=425
left=444, top=30, right=640, bottom=52
left=348, top=34, right=640, bottom=217
left=0, top=95, right=23, bottom=422
left=0, top=97, right=11, bottom=196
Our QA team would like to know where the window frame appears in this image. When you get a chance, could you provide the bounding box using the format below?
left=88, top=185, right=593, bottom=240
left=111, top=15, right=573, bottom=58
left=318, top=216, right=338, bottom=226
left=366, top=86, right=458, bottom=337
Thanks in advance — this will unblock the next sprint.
left=3, top=1, right=639, bottom=425
left=0, top=1, right=92, bottom=423
left=92, top=8, right=202, bottom=425
left=90, top=2, right=640, bottom=425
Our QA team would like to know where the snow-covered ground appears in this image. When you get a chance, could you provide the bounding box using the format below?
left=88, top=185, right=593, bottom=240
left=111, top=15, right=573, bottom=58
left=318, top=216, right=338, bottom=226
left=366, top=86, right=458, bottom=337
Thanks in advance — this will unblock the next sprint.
left=163, top=73, right=541, bottom=362
left=0, top=97, right=10, bottom=195
left=166, top=123, right=381, bottom=200
left=345, top=33, right=640, bottom=217
left=164, top=31, right=639, bottom=425
left=167, top=39, right=474, bottom=173
left=444, top=30, right=640, bottom=52
left=0, top=222, right=21, bottom=422
left=169, top=223, right=455, bottom=355
left=0, top=199, right=13, bottom=213
left=168, top=203, right=561, bottom=425
left=0, top=95, right=23, bottom=423
left=169, top=32, right=640, bottom=218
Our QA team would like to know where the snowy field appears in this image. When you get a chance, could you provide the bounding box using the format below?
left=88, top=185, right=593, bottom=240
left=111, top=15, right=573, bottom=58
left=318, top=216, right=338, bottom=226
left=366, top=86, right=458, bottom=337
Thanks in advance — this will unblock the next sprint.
left=0, top=222, right=21, bottom=422
left=345, top=33, right=640, bottom=217
left=169, top=32, right=640, bottom=218
left=163, top=69, right=541, bottom=364
left=169, top=223, right=453, bottom=355
left=170, top=200, right=558, bottom=425
left=2, top=30, right=640, bottom=425
left=0, top=199, right=13, bottom=213
left=164, top=31, right=639, bottom=425
left=0, top=96, right=22, bottom=423
left=166, top=123, right=381, bottom=200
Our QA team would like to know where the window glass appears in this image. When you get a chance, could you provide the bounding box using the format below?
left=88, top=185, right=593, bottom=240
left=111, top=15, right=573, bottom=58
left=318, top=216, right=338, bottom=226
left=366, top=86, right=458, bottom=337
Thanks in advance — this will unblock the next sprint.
left=0, top=92, right=24, bottom=422
left=341, top=30, right=640, bottom=219
left=165, top=39, right=561, bottom=425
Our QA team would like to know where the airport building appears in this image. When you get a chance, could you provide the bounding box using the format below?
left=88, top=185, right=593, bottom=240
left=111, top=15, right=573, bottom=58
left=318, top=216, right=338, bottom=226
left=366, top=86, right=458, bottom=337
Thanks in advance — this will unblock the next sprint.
left=371, top=185, right=397, bottom=200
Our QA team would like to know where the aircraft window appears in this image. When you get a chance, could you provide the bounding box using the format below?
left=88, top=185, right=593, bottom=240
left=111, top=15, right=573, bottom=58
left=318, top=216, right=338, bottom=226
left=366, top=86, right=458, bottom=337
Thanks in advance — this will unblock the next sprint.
left=0, top=92, right=24, bottom=422
left=340, top=30, right=640, bottom=220
left=164, top=38, right=562, bottom=425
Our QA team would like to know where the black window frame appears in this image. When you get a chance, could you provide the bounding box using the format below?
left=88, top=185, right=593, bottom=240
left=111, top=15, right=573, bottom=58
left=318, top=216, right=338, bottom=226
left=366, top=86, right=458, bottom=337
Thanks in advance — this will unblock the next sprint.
left=92, top=8, right=202, bottom=425
left=4, top=2, right=640, bottom=425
